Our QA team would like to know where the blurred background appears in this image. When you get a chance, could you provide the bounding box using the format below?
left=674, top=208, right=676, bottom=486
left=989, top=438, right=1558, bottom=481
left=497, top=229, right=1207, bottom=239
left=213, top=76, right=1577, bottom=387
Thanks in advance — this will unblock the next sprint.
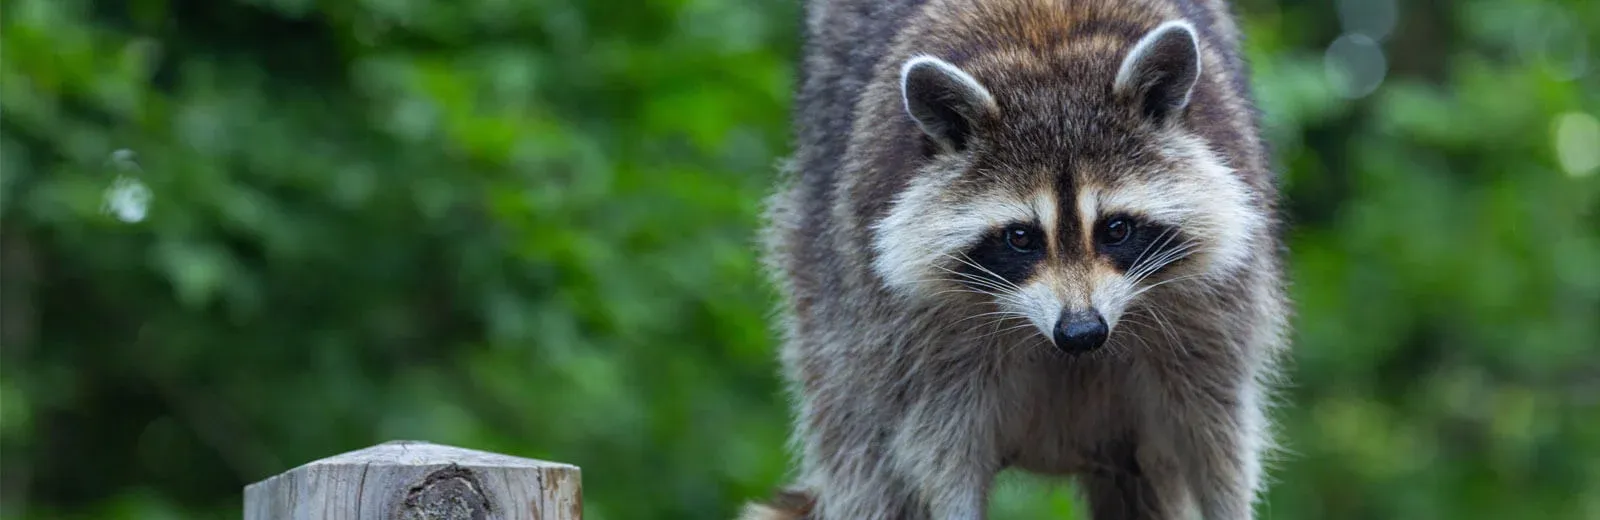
left=1, top=0, right=1597, bottom=518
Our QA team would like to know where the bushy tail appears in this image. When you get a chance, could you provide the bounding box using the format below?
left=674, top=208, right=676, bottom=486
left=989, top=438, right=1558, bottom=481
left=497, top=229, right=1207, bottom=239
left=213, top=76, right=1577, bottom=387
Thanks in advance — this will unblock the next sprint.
left=736, top=488, right=815, bottom=520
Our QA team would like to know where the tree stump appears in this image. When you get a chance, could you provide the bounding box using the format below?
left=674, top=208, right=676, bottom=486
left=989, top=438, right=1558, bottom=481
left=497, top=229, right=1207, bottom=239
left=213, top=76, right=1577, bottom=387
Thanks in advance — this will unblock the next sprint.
left=244, top=440, right=581, bottom=520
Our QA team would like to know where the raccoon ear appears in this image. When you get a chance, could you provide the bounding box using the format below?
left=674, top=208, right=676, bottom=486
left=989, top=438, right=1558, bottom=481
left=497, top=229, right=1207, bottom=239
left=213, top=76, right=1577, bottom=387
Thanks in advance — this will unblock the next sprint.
left=900, top=56, right=998, bottom=153
left=1115, top=20, right=1202, bottom=121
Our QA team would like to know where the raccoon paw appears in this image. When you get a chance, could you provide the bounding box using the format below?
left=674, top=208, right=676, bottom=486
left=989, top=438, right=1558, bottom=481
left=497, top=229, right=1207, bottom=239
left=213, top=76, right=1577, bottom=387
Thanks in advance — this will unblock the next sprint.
left=736, top=488, right=815, bottom=520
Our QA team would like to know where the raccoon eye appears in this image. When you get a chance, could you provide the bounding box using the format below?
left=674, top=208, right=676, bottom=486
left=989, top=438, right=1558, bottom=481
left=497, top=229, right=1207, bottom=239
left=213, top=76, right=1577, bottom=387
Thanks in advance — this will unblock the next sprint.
left=1004, top=225, right=1039, bottom=253
left=1099, top=217, right=1134, bottom=246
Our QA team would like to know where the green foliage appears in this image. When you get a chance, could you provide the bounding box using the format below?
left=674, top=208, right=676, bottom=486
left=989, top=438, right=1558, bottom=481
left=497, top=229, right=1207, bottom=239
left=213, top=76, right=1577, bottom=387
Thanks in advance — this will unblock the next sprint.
left=1, top=0, right=1596, bottom=518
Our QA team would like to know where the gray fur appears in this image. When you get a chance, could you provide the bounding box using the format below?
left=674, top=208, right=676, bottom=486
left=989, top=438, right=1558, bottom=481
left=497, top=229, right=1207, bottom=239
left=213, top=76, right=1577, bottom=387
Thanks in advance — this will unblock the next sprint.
left=748, top=0, right=1290, bottom=518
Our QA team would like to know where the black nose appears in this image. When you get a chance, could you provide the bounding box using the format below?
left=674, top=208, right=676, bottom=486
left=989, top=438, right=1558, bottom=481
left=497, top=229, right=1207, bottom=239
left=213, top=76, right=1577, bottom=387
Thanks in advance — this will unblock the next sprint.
left=1053, top=311, right=1108, bottom=353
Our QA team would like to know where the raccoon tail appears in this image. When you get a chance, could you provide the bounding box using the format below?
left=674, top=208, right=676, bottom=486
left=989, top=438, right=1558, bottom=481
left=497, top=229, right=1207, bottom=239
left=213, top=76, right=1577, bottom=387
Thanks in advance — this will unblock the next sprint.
left=736, top=488, right=816, bottom=520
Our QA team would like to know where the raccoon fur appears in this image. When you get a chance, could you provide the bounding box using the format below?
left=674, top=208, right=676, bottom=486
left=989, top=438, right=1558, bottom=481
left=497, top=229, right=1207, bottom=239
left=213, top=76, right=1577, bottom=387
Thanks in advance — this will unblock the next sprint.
left=748, top=0, right=1289, bottom=518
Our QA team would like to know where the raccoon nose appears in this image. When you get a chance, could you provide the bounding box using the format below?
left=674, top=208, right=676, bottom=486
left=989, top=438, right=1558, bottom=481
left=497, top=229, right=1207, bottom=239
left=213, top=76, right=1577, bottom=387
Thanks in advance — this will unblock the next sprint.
left=1053, top=311, right=1108, bottom=354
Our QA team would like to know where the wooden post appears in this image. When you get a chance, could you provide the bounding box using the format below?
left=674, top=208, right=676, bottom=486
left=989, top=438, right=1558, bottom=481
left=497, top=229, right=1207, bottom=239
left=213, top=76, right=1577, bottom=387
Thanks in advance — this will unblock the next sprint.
left=244, top=440, right=581, bottom=520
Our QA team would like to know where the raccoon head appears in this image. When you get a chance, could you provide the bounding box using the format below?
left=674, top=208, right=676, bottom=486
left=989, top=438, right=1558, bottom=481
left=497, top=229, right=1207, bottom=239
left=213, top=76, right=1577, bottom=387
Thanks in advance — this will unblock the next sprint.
left=872, top=20, right=1265, bottom=354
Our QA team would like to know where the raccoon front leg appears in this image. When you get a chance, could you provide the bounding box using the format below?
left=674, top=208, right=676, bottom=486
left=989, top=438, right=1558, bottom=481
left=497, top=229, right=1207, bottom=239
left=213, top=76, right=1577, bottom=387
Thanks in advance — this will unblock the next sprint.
left=1177, top=394, right=1265, bottom=520
left=903, top=453, right=994, bottom=520
left=887, top=383, right=1004, bottom=520
left=796, top=412, right=924, bottom=519
left=805, top=461, right=923, bottom=520
left=802, top=433, right=993, bottom=520
left=1140, top=367, right=1266, bottom=520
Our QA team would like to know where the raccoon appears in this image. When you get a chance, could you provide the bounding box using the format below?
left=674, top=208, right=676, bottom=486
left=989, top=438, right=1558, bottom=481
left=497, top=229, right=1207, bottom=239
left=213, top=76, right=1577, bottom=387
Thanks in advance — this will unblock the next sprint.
left=748, top=0, right=1289, bottom=518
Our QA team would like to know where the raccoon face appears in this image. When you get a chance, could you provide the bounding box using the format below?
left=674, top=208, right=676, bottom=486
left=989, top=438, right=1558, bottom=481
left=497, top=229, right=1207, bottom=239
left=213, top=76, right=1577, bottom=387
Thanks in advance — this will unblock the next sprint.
left=872, top=21, right=1264, bottom=354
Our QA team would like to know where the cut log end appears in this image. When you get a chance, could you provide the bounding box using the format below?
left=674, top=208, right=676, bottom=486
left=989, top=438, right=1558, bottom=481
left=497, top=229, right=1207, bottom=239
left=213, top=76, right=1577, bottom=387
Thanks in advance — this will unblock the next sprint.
left=397, top=465, right=492, bottom=520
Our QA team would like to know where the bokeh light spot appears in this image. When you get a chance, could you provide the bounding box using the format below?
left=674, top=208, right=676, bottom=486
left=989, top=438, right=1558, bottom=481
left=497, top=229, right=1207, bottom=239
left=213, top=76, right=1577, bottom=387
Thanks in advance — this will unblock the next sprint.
left=101, top=149, right=152, bottom=223
left=1553, top=112, right=1600, bottom=178
left=1324, top=33, right=1388, bottom=99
